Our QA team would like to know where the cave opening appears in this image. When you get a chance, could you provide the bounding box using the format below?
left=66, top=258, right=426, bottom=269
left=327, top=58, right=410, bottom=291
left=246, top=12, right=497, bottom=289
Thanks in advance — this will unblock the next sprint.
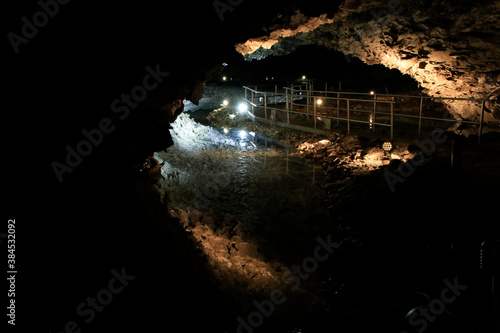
left=222, top=45, right=420, bottom=95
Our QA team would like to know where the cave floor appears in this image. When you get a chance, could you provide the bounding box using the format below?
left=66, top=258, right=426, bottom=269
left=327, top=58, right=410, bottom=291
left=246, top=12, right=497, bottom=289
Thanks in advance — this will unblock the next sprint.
left=136, top=110, right=500, bottom=333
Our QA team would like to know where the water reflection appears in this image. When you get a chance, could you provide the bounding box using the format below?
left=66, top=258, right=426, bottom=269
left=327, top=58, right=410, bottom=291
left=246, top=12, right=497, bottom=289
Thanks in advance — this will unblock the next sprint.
left=155, top=119, right=328, bottom=241
left=153, top=115, right=332, bottom=324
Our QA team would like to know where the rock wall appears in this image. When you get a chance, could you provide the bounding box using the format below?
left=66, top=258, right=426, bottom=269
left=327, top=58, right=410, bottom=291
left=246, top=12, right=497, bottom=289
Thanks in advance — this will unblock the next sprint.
left=235, top=0, right=500, bottom=122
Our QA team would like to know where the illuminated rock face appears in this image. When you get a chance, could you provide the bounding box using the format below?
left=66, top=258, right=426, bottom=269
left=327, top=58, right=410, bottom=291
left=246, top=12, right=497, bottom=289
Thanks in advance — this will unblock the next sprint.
left=236, top=0, right=500, bottom=121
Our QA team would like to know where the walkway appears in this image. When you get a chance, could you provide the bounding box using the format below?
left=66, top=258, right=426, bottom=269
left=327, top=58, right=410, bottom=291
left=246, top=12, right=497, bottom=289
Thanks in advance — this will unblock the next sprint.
left=242, top=84, right=490, bottom=142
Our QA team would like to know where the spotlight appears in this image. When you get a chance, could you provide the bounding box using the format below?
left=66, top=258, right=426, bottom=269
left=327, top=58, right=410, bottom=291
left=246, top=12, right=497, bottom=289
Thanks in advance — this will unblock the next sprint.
left=382, top=142, right=393, bottom=152
left=302, top=75, right=306, bottom=80
left=223, top=128, right=229, bottom=134
left=222, top=100, right=229, bottom=106
left=370, top=91, right=375, bottom=95
left=238, top=103, right=248, bottom=113
left=316, top=99, right=323, bottom=105
left=239, top=130, right=247, bottom=139
left=222, top=76, right=227, bottom=81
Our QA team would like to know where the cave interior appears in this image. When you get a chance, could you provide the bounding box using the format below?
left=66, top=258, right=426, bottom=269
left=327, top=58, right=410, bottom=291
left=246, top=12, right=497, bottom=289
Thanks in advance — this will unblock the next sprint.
left=5, top=0, right=500, bottom=332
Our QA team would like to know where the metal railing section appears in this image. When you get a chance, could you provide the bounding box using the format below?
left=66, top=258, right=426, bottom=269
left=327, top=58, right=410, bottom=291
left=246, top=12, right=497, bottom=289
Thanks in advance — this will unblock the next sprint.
left=242, top=85, right=488, bottom=142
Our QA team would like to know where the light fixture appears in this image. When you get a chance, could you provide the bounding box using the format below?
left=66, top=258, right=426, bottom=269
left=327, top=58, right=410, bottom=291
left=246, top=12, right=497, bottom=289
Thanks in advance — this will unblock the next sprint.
left=370, top=91, right=375, bottom=95
left=238, top=103, right=248, bottom=113
left=316, top=99, right=323, bottom=105
left=382, top=142, right=393, bottom=152
left=222, top=76, right=227, bottom=81
left=239, top=130, right=247, bottom=139
left=302, top=75, right=306, bottom=80
left=223, top=128, right=229, bottom=134
left=222, top=99, right=229, bottom=106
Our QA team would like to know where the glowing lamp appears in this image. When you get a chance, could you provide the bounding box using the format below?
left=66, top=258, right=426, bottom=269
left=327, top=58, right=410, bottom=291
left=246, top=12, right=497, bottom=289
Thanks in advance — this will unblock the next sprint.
left=222, top=100, right=229, bottom=106
left=238, top=103, right=248, bottom=113
left=316, top=99, right=323, bottom=105
left=370, top=91, right=375, bottom=95
left=223, top=128, right=229, bottom=134
left=239, top=130, right=247, bottom=139
left=382, top=142, right=393, bottom=152
left=302, top=75, right=306, bottom=80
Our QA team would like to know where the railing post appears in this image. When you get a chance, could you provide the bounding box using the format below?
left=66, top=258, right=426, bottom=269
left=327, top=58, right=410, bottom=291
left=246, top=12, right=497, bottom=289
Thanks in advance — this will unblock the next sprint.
left=310, top=83, right=313, bottom=105
left=244, top=87, right=247, bottom=102
left=290, top=84, right=294, bottom=112
left=306, top=83, right=309, bottom=105
left=264, top=92, right=267, bottom=120
left=372, top=94, right=376, bottom=131
left=390, top=102, right=394, bottom=140
left=286, top=89, right=290, bottom=124
left=306, top=85, right=310, bottom=121
left=314, top=97, right=317, bottom=129
left=479, top=100, right=485, bottom=144
left=418, top=97, right=423, bottom=137
left=347, top=99, right=350, bottom=135
left=336, top=92, right=340, bottom=127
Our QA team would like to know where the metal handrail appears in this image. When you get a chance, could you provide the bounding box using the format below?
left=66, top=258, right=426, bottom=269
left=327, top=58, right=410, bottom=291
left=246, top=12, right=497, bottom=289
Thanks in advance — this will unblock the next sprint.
left=242, top=85, right=488, bottom=142
left=283, top=87, right=488, bottom=102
